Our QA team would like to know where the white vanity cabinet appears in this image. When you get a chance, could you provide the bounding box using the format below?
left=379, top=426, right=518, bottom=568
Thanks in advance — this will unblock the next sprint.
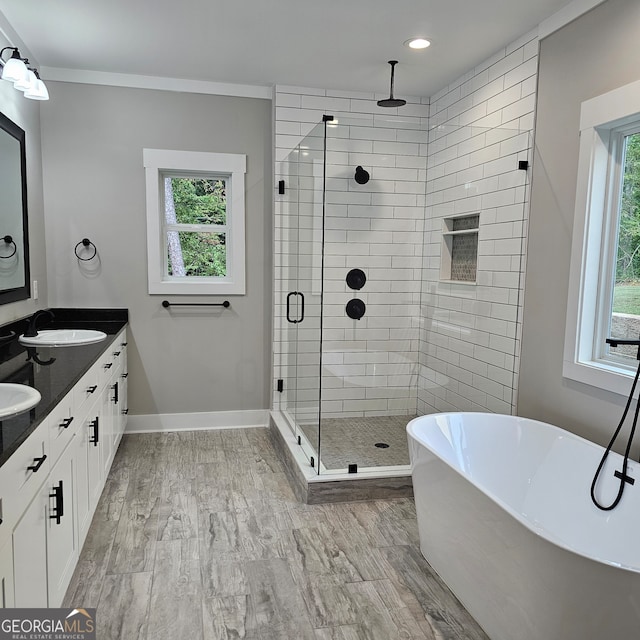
left=14, top=434, right=80, bottom=608
left=1, top=326, right=128, bottom=608
left=75, top=395, right=101, bottom=542
left=0, top=413, right=51, bottom=608
left=0, top=537, right=14, bottom=608
left=12, top=474, right=49, bottom=607
left=45, top=435, right=78, bottom=606
left=113, top=336, right=128, bottom=443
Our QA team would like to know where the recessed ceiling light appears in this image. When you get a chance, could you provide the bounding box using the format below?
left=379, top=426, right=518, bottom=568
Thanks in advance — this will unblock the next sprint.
left=405, top=38, right=431, bottom=50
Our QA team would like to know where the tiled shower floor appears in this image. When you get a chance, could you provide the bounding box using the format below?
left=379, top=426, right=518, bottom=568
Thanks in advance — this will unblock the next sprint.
left=299, top=414, right=416, bottom=470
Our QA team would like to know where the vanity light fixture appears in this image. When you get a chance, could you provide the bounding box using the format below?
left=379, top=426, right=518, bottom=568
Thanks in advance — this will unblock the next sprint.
left=13, top=66, right=35, bottom=91
left=0, top=47, right=49, bottom=101
left=404, top=38, right=431, bottom=50
left=24, top=69, right=49, bottom=101
left=0, top=47, right=28, bottom=83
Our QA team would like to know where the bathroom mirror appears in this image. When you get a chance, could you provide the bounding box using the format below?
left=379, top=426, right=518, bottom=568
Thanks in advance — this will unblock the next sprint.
left=0, top=111, right=29, bottom=304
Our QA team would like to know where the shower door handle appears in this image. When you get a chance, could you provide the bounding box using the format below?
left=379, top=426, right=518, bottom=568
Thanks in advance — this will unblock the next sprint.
left=286, top=291, right=305, bottom=324
left=286, top=291, right=296, bottom=323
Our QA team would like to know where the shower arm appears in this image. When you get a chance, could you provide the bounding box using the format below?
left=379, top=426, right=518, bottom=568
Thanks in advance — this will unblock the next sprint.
left=389, top=61, right=397, bottom=98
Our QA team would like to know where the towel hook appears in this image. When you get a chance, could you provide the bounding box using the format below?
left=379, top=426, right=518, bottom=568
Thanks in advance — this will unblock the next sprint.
left=0, top=235, right=16, bottom=259
left=74, top=238, right=97, bottom=261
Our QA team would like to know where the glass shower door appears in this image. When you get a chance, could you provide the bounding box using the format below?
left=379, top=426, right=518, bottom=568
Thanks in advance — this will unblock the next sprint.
left=280, top=122, right=325, bottom=471
left=278, top=145, right=300, bottom=435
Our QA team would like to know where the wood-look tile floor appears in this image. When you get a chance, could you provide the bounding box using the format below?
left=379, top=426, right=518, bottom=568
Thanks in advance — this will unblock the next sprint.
left=63, top=429, right=489, bottom=640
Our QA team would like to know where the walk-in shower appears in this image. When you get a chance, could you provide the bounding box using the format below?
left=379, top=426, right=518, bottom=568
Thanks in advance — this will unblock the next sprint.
left=275, top=113, right=425, bottom=478
left=273, top=111, right=531, bottom=488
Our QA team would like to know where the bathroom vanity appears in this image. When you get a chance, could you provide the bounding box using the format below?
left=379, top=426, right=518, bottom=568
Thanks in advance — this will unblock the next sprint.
left=0, top=308, right=128, bottom=607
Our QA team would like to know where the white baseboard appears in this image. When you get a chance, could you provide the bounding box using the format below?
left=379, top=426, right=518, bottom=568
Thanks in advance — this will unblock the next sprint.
left=125, top=409, right=270, bottom=433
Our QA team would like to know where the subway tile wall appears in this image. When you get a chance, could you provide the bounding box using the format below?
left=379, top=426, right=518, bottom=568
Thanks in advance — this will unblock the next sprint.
left=273, top=27, right=538, bottom=426
left=418, top=29, right=538, bottom=415
left=273, top=88, right=429, bottom=421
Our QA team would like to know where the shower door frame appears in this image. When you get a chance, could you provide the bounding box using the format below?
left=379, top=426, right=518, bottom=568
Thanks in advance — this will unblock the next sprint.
left=279, top=120, right=329, bottom=473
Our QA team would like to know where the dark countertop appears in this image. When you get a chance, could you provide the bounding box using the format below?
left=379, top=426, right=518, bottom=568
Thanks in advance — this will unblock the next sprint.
left=0, top=308, right=128, bottom=468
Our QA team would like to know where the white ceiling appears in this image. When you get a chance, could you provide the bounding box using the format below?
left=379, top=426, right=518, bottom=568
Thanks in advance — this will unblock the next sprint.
left=0, top=0, right=580, bottom=98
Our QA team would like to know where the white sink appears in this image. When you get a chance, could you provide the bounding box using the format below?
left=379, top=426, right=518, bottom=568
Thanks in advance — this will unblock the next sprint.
left=0, top=383, right=41, bottom=419
left=19, top=329, right=107, bottom=347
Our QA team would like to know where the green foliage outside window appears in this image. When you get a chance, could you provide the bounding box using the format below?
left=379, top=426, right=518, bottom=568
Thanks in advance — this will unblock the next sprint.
left=166, top=177, right=227, bottom=277
left=612, top=135, right=640, bottom=316
left=617, top=134, right=640, bottom=283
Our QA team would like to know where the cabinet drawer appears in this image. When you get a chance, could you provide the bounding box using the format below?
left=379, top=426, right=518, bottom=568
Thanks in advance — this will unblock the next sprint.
left=73, top=360, right=102, bottom=412
left=0, top=419, right=49, bottom=548
left=93, top=329, right=127, bottom=390
left=47, top=390, right=74, bottom=466
left=97, top=350, right=117, bottom=389
left=110, top=340, right=125, bottom=373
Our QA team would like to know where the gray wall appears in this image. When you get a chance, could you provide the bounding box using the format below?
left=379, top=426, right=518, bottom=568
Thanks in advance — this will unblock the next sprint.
left=40, top=83, right=272, bottom=415
left=518, top=0, right=640, bottom=448
left=0, top=60, right=47, bottom=324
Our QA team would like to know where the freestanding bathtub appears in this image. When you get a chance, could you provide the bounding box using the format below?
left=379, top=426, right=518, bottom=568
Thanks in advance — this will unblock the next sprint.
left=407, top=412, right=640, bottom=640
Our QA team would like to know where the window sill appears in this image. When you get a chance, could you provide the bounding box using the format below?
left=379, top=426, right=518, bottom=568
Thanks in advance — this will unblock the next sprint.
left=562, top=358, right=637, bottom=397
left=149, top=279, right=244, bottom=295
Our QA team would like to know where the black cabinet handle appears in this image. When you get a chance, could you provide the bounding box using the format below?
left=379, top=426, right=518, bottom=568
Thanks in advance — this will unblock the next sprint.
left=121, top=342, right=128, bottom=347
left=112, top=381, right=119, bottom=404
left=27, top=455, right=47, bottom=473
left=87, top=385, right=98, bottom=394
left=60, top=417, right=74, bottom=429
left=113, top=351, right=121, bottom=357
left=89, top=417, right=99, bottom=446
left=121, top=372, right=129, bottom=379
left=49, top=481, right=64, bottom=525
left=122, top=408, right=129, bottom=415
left=103, top=362, right=113, bottom=370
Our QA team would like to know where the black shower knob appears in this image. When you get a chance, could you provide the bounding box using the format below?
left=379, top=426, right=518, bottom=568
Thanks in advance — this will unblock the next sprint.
left=346, top=268, right=366, bottom=290
left=346, top=298, right=366, bottom=320
left=354, top=166, right=370, bottom=185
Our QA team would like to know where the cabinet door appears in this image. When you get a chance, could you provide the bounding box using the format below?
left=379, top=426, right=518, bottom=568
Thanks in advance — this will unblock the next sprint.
left=13, top=487, right=48, bottom=607
left=46, top=437, right=78, bottom=607
left=119, top=368, right=129, bottom=438
left=0, top=537, right=14, bottom=608
left=113, top=329, right=128, bottom=444
left=85, top=405, right=103, bottom=512
left=100, top=383, right=114, bottom=481
left=109, top=378, right=120, bottom=455
left=75, top=395, right=100, bottom=544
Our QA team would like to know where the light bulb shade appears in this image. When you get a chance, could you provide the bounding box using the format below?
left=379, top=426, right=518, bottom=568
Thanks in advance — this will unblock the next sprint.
left=1, top=56, right=28, bottom=83
left=14, top=69, right=36, bottom=92
left=24, top=77, right=49, bottom=100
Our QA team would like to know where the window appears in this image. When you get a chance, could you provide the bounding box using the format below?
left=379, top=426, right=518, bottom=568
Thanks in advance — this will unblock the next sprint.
left=144, top=149, right=246, bottom=295
left=564, top=79, right=640, bottom=393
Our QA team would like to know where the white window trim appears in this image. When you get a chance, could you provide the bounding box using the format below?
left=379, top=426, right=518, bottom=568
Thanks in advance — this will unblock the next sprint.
left=564, top=78, right=640, bottom=396
left=143, top=148, right=246, bottom=295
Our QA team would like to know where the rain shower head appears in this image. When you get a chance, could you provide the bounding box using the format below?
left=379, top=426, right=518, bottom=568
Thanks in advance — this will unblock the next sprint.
left=377, top=61, right=407, bottom=108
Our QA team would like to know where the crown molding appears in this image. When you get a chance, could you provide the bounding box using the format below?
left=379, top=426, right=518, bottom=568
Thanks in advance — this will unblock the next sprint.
left=538, top=0, right=606, bottom=39
left=39, top=66, right=273, bottom=100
